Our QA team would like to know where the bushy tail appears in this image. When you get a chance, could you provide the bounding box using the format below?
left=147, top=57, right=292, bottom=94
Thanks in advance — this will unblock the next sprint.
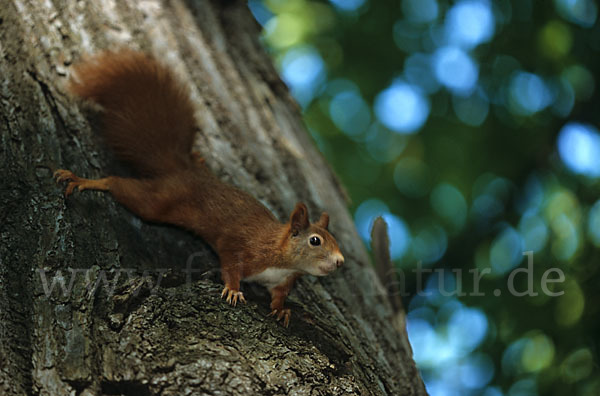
left=69, top=49, right=196, bottom=177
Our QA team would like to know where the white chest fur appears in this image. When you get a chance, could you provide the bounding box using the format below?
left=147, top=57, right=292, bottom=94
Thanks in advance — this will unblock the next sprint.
left=245, top=268, right=299, bottom=290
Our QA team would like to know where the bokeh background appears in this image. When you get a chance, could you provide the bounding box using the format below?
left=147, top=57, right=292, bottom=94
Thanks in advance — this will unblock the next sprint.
left=247, top=1, right=599, bottom=395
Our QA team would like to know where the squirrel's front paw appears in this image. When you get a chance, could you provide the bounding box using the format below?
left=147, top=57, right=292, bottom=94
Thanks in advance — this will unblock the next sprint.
left=221, top=286, right=246, bottom=307
left=269, top=308, right=292, bottom=328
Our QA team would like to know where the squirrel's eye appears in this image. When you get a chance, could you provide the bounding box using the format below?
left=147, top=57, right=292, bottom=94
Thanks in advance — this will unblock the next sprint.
left=309, top=236, right=321, bottom=246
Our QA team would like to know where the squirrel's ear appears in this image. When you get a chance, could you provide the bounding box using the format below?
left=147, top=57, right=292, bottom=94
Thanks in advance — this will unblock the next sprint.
left=316, top=212, right=329, bottom=230
left=290, top=202, right=309, bottom=235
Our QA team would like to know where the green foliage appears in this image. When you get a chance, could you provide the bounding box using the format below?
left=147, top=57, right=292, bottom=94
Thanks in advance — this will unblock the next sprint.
left=250, top=0, right=600, bottom=395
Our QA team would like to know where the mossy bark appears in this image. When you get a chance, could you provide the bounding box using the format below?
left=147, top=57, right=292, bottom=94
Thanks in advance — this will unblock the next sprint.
left=0, top=1, right=427, bottom=395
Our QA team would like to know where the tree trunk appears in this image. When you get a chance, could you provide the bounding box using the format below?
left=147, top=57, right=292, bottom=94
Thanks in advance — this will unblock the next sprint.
left=0, top=1, right=428, bottom=395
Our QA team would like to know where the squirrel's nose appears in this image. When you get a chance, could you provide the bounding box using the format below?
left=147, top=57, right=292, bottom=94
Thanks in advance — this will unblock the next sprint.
left=335, top=254, right=344, bottom=268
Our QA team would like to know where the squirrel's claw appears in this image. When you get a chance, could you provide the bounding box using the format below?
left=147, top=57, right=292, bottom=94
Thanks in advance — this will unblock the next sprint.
left=54, top=170, right=109, bottom=197
left=221, top=287, right=246, bottom=307
left=54, top=169, right=76, bottom=183
left=269, top=308, right=291, bottom=328
left=54, top=169, right=81, bottom=197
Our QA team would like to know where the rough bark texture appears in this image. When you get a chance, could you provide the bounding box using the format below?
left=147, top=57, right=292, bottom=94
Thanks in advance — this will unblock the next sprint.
left=0, top=1, right=428, bottom=395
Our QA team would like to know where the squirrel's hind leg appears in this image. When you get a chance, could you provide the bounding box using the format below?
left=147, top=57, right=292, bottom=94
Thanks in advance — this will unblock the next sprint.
left=54, top=170, right=196, bottom=230
left=54, top=169, right=109, bottom=197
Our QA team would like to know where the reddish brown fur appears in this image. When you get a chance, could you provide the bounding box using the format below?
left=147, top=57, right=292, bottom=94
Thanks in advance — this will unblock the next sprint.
left=57, top=50, right=344, bottom=326
left=69, top=50, right=196, bottom=177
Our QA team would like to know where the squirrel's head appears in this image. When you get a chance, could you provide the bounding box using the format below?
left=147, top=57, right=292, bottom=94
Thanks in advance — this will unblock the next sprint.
left=285, top=202, right=344, bottom=276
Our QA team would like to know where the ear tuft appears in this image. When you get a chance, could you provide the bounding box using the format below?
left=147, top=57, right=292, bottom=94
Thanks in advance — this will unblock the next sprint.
left=316, top=212, right=329, bottom=230
left=290, top=202, right=310, bottom=235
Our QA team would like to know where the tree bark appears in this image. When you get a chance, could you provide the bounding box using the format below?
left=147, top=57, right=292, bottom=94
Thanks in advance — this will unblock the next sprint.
left=0, top=1, right=428, bottom=395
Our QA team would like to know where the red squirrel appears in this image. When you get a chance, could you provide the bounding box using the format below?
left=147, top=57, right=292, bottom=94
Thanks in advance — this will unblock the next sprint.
left=54, top=49, right=344, bottom=327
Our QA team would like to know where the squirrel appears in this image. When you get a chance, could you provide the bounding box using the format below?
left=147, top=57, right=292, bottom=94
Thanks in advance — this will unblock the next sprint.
left=53, top=49, right=344, bottom=327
